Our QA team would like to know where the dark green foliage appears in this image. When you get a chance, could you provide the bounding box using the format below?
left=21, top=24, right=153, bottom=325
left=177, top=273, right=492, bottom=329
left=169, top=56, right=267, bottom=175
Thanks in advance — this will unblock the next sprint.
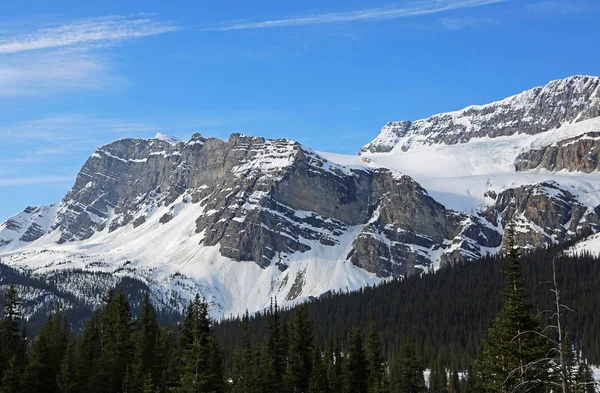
left=477, top=223, right=550, bottom=393
left=366, top=323, right=388, bottom=393
left=0, top=356, right=21, bottom=393
left=0, top=283, right=26, bottom=385
left=325, top=334, right=344, bottom=393
left=174, top=294, right=223, bottom=393
left=390, top=339, right=426, bottom=393
left=285, top=305, right=314, bottom=393
left=344, top=328, right=368, bottom=393
left=216, top=241, right=600, bottom=369
left=308, top=342, right=328, bottom=393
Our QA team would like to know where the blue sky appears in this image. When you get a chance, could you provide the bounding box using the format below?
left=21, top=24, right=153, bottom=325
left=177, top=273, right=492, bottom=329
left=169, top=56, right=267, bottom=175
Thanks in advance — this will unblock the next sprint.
left=0, top=0, right=598, bottom=221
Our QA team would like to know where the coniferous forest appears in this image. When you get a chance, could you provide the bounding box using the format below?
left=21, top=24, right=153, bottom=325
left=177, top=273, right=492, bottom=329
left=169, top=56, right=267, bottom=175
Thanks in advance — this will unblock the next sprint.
left=0, top=228, right=599, bottom=393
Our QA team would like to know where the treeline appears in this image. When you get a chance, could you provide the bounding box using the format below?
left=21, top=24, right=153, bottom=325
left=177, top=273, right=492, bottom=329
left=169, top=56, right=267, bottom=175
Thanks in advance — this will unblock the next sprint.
left=216, top=242, right=600, bottom=370
left=0, top=228, right=599, bottom=393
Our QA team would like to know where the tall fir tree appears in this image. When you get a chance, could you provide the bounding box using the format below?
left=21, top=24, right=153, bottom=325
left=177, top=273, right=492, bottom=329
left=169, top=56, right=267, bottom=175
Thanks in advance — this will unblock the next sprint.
left=476, top=222, right=550, bottom=393
left=174, top=294, right=223, bottom=393
left=101, top=289, right=135, bottom=393
left=366, top=323, right=388, bottom=393
left=391, top=339, right=426, bottom=393
left=57, top=340, right=76, bottom=393
left=133, top=292, right=160, bottom=391
left=284, top=305, right=314, bottom=393
left=0, top=356, right=21, bottom=393
left=325, top=333, right=344, bottom=393
left=265, top=300, right=286, bottom=393
left=0, top=284, right=26, bottom=384
left=343, top=328, right=368, bottom=393
left=308, top=341, right=329, bottom=393
left=231, top=311, right=259, bottom=393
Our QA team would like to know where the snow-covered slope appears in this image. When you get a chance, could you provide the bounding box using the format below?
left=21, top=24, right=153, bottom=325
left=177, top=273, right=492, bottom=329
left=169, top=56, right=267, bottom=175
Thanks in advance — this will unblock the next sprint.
left=2, top=75, right=600, bottom=319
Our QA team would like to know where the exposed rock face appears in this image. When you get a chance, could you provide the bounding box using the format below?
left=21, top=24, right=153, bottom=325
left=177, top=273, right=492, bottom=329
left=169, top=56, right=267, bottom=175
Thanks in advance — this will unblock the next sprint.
left=484, top=181, right=600, bottom=248
left=0, top=132, right=508, bottom=277
left=515, top=131, right=600, bottom=172
left=360, top=75, right=600, bottom=154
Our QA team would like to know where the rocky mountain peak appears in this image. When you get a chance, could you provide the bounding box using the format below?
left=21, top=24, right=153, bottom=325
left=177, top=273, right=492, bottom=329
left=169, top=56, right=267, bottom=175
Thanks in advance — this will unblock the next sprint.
left=360, top=75, right=600, bottom=155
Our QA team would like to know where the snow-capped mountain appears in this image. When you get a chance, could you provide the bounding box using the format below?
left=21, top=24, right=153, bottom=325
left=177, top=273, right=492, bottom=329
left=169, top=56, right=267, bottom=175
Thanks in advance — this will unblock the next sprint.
left=2, top=76, right=600, bottom=319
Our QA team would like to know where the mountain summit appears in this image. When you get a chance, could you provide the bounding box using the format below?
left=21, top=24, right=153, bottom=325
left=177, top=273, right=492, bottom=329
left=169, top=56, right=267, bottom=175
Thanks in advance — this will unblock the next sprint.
left=2, top=76, right=600, bottom=318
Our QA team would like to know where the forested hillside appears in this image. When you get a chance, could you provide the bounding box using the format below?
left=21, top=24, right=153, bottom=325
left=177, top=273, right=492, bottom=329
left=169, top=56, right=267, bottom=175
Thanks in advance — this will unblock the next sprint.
left=216, top=243, right=600, bottom=370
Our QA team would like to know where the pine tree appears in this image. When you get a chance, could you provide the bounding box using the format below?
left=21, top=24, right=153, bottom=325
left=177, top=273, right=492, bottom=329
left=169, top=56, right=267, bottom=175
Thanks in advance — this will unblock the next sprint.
left=0, top=356, right=21, bottom=393
left=134, top=292, right=160, bottom=391
left=429, top=356, right=448, bottom=393
left=231, top=311, right=259, bottom=393
left=174, top=294, right=223, bottom=393
left=75, top=312, right=103, bottom=393
left=325, top=333, right=344, bottom=393
left=476, top=222, right=550, bottom=393
left=343, top=328, right=368, bottom=393
left=101, top=288, right=135, bottom=393
left=448, top=370, right=461, bottom=393
left=265, top=300, right=286, bottom=393
left=285, top=305, right=314, bottom=393
left=0, top=284, right=26, bottom=383
left=308, top=341, right=328, bottom=393
left=392, top=339, right=426, bottom=393
left=366, top=323, right=387, bottom=393
left=57, top=341, right=76, bottom=393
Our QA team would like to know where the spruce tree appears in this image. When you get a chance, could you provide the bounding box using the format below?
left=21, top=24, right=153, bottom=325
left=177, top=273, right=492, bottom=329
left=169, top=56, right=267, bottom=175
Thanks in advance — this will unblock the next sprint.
left=308, top=341, right=328, bottom=393
left=476, top=222, right=549, bottom=393
left=174, top=294, right=223, bottom=393
left=0, top=284, right=26, bottom=382
left=285, top=305, right=314, bottom=393
left=343, top=328, right=368, bottom=393
left=366, top=323, right=387, bottom=393
left=231, top=311, right=259, bottom=393
left=134, top=292, right=160, bottom=391
left=393, top=339, right=426, bottom=393
left=265, top=300, right=286, bottom=393
left=57, top=341, right=76, bottom=393
left=0, top=357, right=21, bottom=393
left=101, top=289, right=135, bottom=393
left=325, top=333, right=344, bottom=393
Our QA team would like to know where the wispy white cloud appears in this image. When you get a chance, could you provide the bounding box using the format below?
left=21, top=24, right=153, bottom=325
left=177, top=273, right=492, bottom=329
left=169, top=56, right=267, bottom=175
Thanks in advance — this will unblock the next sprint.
left=439, top=16, right=501, bottom=30
left=0, top=15, right=178, bottom=96
left=0, top=49, right=124, bottom=96
left=0, top=175, right=74, bottom=187
left=202, top=0, right=506, bottom=31
left=0, top=15, right=179, bottom=54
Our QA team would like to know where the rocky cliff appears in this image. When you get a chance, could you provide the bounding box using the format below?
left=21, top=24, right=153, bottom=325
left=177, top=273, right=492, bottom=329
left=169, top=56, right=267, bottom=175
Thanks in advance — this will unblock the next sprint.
left=360, top=75, right=600, bottom=154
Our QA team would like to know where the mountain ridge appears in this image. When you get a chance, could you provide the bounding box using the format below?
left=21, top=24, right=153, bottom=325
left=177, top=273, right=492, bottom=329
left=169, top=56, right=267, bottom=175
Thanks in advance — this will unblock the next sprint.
left=2, top=75, right=600, bottom=318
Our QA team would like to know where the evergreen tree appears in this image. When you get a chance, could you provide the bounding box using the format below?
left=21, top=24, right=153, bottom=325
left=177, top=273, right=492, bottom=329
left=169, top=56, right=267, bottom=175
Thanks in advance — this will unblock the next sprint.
left=133, top=292, right=160, bottom=391
left=366, top=323, right=387, bottom=393
left=343, top=328, right=368, bottom=393
left=231, top=312, right=259, bottom=393
left=463, top=363, right=482, bottom=393
left=308, top=342, right=328, bottom=393
left=57, top=341, right=76, bottom=393
left=0, top=284, right=26, bottom=383
left=392, top=339, right=426, bottom=393
left=265, top=300, right=286, bottom=393
left=476, top=222, right=550, bottom=393
left=174, top=294, right=222, bottom=393
left=448, top=370, right=461, bottom=393
left=429, top=356, right=448, bottom=393
left=284, top=305, right=314, bottom=393
left=75, top=312, right=103, bottom=393
left=0, top=357, right=21, bottom=393
left=325, top=334, right=344, bottom=393
left=101, top=289, right=135, bottom=393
